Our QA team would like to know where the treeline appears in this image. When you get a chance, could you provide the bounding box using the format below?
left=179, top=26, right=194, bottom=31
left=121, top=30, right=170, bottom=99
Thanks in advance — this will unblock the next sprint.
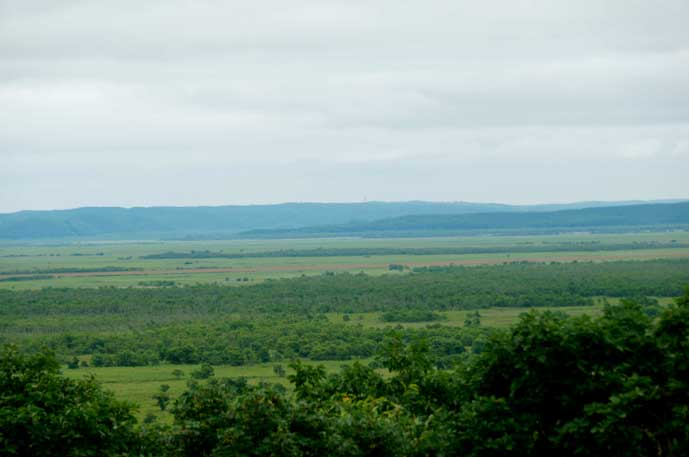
left=4, top=293, right=689, bottom=456
left=16, top=315, right=480, bottom=367
left=0, top=266, right=143, bottom=275
left=1, top=259, right=687, bottom=318
left=0, top=274, right=53, bottom=282
left=140, top=240, right=689, bottom=259
left=381, top=310, right=447, bottom=323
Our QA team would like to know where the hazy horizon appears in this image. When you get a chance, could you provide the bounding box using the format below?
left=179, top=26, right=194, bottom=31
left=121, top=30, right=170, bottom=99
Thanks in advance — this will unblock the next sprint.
left=2, top=1, right=688, bottom=212
left=2, top=197, right=689, bottom=216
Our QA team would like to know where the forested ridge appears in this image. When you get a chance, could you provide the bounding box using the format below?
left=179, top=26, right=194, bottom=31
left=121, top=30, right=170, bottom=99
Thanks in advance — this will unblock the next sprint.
left=242, top=201, right=689, bottom=238
left=0, top=201, right=552, bottom=240
left=3, top=291, right=689, bottom=456
left=0, top=200, right=683, bottom=240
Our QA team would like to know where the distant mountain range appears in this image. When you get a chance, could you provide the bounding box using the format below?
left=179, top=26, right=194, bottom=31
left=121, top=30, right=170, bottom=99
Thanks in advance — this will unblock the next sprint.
left=240, top=201, right=689, bottom=239
left=0, top=200, right=686, bottom=240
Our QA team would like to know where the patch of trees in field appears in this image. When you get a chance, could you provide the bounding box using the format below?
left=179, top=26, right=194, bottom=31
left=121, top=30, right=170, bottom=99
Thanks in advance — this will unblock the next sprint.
left=1, top=259, right=687, bottom=318
left=7, top=314, right=481, bottom=367
left=3, top=291, right=689, bottom=456
left=140, top=240, right=689, bottom=260
left=0, top=266, right=143, bottom=275
left=0, top=274, right=54, bottom=282
left=381, top=310, right=447, bottom=323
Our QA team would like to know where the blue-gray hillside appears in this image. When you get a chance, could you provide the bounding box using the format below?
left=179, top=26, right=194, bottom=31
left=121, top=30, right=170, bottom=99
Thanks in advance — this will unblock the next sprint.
left=0, top=201, right=512, bottom=240
left=0, top=200, right=683, bottom=240
left=241, top=201, right=689, bottom=238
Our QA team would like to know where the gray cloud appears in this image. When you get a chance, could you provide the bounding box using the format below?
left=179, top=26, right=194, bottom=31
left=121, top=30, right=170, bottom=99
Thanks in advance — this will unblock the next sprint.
left=1, top=0, right=688, bottom=212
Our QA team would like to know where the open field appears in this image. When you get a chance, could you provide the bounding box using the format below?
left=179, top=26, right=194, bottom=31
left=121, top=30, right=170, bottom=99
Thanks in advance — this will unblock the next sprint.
left=326, top=297, right=676, bottom=329
left=62, top=359, right=358, bottom=422
left=2, top=231, right=688, bottom=289
left=326, top=305, right=608, bottom=329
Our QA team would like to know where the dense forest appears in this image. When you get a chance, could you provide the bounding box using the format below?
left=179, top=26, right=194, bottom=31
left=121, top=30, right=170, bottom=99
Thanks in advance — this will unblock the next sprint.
left=242, top=201, right=689, bottom=238
left=3, top=291, right=689, bottom=456
left=13, top=315, right=480, bottom=368
left=1, top=259, right=686, bottom=366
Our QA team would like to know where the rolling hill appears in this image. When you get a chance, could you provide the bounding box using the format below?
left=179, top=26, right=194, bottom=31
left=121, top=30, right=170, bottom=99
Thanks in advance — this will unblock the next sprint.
left=0, top=200, right=685, bottom=241
left=240, top=201, right=689, bottom=238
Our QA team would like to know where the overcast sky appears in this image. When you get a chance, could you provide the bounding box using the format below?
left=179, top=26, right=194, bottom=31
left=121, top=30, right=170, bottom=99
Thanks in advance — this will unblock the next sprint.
left=1, top=0, right=688, bottom=212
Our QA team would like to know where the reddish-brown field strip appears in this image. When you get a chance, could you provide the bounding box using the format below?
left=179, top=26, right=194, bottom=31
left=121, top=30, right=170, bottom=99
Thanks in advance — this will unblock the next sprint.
left=1, top=250, right=687, bottom=280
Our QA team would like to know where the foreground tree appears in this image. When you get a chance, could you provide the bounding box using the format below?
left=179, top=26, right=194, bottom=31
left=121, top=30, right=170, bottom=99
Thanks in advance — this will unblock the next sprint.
left=0, top=346, right=142, bottom=456
left=449, top=290, right=689, bottom=456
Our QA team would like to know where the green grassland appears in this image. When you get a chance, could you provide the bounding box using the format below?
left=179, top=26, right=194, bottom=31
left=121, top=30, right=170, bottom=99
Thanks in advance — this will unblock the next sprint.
left=325, top=297, right=678, bottom=329
left=326, top=305, right=606, bottom=329
left=63, top=359, right=367, bottom=422
left=2, top=231, right=688, bottom=289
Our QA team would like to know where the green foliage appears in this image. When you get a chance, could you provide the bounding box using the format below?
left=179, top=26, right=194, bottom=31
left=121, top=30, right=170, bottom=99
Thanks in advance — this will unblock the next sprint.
left=3, top=290, right=689, bottom=455
left=0, top=266, right=142, bottom=276
left=191, top=363, right=215, bottom=379
left=464, top=310, right=481, bottom=327
left=138, top=280, right=177, bottom=287
left=16, top=253, right=677, bottom=367
left=257, top=290, right=689, bottom=456
left=153, top=384, right=171, bottom=411
left=2, top=308, right=477, bottom=368
left=446, top=291, right=689, bottom=456
left=139, top=237, right=689, bottom=260
left=0, top=346, right=141, bottom=456
left=272, top=364, right=286, bottom=377
left=0, top=274, right=53, bottom=282
left=381, top=309, right=446, bottom=322
left=170, top=369, right=411, bottom=457
left=288, top=360, right=327, bottom=401
left=67, top=355, right=80, bottom=369
left=155, top=289, right=689, bottom=455
left=3, top=259, right=686, bottom=323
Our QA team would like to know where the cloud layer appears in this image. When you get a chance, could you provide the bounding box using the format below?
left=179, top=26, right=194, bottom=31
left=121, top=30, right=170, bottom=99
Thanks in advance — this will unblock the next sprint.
left=1, top=0, right=688, bottom=211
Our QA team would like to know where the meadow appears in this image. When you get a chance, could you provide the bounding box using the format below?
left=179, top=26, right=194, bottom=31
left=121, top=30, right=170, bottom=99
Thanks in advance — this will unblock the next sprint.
left=2, top=230, right=689, bottom=289
left=62, top=359, right=356, bottom=422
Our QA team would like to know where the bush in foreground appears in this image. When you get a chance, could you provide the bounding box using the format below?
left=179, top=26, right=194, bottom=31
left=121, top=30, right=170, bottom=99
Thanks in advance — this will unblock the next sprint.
left=0, top=346, right=142, bottom=456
